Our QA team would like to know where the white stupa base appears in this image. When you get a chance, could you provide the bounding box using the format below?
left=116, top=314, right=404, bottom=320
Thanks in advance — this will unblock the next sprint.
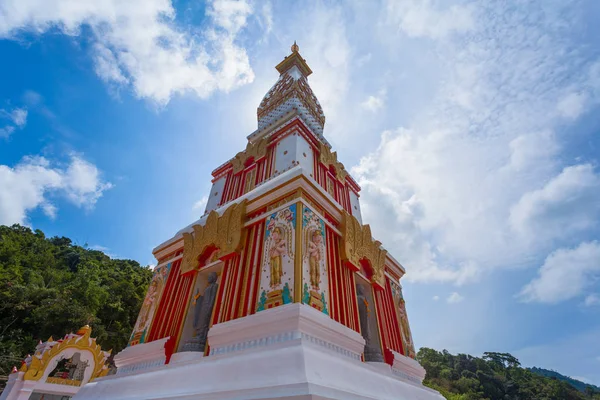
left=74, top=304, right=443, bottom=400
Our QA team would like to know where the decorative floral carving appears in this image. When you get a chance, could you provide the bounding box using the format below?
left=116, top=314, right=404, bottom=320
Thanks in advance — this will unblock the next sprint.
left=340, top=211, right=387, bottom=288
left=22, top=326, right=110, bottom=383
left=230, top=137, right=270, bottom=174
left=181, top=200, right=247, bottom=275
left=319, top=143, right=348, bottom=182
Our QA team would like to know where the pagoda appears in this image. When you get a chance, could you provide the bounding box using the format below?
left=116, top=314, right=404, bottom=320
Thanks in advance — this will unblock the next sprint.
left=74, top=44, right=443, bottom=400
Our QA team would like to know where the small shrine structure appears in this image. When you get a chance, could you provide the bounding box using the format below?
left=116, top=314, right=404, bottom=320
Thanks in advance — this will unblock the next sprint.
left=74, top=44, right=443, bottom=400
left=0, top=326, right=111, bottom=400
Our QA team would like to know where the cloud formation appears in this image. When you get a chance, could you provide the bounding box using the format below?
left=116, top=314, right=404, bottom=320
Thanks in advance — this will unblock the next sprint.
left=0, top=155, right=112, bottom=225
left=519, top=242, right=600, bottom=304
left=386, top=0, right=474, bottom=39
left=361, top=90, right=386, bottom=112
left=0, top=106, right=27, bottom=138
left=0, top=0, right=256, bottom=104
left=447, top=292, right=464, bottom=304
left=352, top=1, right=600, bottom=292
left=584, top=294, right=600, bottom=307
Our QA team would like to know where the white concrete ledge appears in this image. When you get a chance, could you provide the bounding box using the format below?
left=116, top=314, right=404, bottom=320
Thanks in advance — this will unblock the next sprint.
left=389, top=349, right=427, bottom=384
left=114, top=337, right=169, bottom=375
left=208, top=303, right=365, bottom=361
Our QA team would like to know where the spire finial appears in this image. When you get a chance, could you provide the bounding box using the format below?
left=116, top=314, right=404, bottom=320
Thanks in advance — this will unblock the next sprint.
left=291, top=41, right=299, bottom=53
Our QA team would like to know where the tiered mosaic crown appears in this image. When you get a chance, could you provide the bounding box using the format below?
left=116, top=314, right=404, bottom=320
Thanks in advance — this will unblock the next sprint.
left=257, top=42, right=325, bottom=137
left=128, top=43, right=417, bottom=367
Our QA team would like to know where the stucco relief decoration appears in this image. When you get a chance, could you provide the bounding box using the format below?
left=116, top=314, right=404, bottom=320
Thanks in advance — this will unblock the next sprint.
left=181, top=200, right=247, bottom=275
left=319, top=143, right=348, bottom=182
left=230, top=137, right=269, bottom=174
left=128, top=262, right=171, bottom=346
left=391, top=281, right=416, bottom=359
left=256, top=204, right=296, bottom=311
left=21, top=326, right=110, bottom=384
left=340, top=211, right=387, bottom=289
left=301, top=206, right=329, bottom=314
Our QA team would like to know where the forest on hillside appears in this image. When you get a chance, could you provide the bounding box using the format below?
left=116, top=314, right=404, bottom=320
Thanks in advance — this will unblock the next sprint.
left=1, top=224, right=599, bottom=399
left=418, top=348, right=600, bottom=400
left=0, top=224, right=152, bottom=385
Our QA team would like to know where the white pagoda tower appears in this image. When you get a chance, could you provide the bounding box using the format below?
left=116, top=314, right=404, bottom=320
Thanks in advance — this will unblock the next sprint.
left=74, top=43, right=444, bottom=400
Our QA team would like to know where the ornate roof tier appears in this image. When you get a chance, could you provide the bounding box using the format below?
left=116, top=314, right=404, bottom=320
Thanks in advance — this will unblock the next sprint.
left=257, top=42, right=326, bottom=138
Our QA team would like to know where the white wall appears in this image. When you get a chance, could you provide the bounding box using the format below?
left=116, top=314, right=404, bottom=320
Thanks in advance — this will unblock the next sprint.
left=205, top=175, right=226, bottom=214
left=274, top=134, right=297, bottom=175
left=294, top=135, right=314, bottom=177
left=349, top=190, right=362, bottom=224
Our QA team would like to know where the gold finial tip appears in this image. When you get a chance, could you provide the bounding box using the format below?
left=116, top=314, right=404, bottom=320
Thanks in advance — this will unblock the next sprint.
left=291, top=41, right=299, bottom=53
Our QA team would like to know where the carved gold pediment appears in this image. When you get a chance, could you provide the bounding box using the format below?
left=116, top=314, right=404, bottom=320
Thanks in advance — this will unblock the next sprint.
left=230, top=138, right=269, bottom=174
left=319, top=143, right=348, bottom=182
left=181, top=200, right=247, bottom=275
left=22, top=326, right=110, bottom=383
left=340, top=211, right=386, bottom=289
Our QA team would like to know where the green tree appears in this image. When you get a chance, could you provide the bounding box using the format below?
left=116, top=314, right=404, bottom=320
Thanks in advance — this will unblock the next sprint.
left=0, top=224, right=153, bottom=388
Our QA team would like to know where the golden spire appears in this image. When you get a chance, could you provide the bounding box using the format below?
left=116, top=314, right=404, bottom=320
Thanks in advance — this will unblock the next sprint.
left=276, top=41, right=312, bottom=77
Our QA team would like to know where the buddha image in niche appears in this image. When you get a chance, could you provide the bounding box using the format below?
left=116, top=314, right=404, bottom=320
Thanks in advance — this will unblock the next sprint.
left=308, top=230, right=323, bottom=290
left=269, top=227, right=287, bottom=288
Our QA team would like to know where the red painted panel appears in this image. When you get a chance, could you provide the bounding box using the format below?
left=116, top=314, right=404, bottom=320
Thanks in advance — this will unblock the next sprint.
left=148, top=259, right=194, bottom=343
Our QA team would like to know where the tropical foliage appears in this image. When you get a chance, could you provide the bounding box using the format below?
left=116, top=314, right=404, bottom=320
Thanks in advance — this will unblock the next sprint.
left=0, top=224, right=152, bottom=386
left=418, top=348, right=600, bottom=400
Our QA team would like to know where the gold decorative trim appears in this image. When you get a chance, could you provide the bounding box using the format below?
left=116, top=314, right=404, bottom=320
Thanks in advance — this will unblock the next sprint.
left=46, top=377, right=82, bottom=386
left=22, top=326, right=109, bottom=383
left=319, top=143, right=348, bottom=182
left=294, top=201, right=303, bottom=302
left=340, top=211, right=387, bottom=289
left=181, top=200, right=247, bottom=275
left=231, top=137, right=269, bottom=174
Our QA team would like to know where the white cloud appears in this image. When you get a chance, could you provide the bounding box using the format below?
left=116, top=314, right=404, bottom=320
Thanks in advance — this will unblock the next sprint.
left=519, top=242, right=600, bottom=304
left=90, top=244, right=118, bottom=259
left=447, top=292, right=464, bottom=304
left=192, top=196, right=208, bottom=213
left=386, top=0, right=474, bottom=40
left=62, top=156, right=114, bottom=208
left=361, top=89, right=386, bottom=112
left=0, top=155, right=112, bottom=225
left=557, top=92, right=587, bottom=119
left=9, top=108, right=27, bottom=127
left=432, top=295, right=440, bottom=301
left=584, top=294, right=600, bottom=307
left=509, top=164, right=600, bottom=244
left=0, top=126, right=15, bottom=139
left=0, top=106, right=27, bottom=138
left=352, top=1, right=600, bottom=285
left=0, top=0, right=255, bottom=105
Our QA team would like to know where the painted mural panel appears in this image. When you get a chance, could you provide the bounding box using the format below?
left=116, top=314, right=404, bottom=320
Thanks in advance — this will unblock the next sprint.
left=390, top=281, right=416, bottom=358
left=128, top=263, right=171, bottom=346
left=256, top=204, right=296, bottom=311
left=301, top=206, right=329, bottom=314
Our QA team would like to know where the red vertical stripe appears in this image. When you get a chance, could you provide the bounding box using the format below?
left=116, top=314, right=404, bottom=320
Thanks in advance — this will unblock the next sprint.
left=232, top=229, right=252, bottom=319
left=212, top=259, right=230, bottom=325
left=148, top=259, right=194, bottom=343
left=242, top=222, right=263, bottom=317
left=326, top=228, right=339, bottom=322
left=238, top=224, right=255, bottom=318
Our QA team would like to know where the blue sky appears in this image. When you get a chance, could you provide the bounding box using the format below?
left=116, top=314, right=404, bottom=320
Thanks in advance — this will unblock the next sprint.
left=1, top=0, right=600, bottom=385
